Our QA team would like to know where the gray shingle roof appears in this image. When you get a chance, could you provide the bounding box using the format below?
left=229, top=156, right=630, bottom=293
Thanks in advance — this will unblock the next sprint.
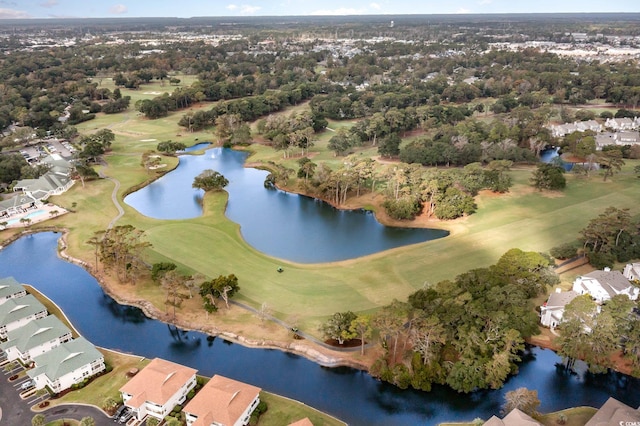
left=0, top=315, right=71, bottom=353
left=584, top=270, right=634, bottom=297
left=0, top=277, right=26, bottom=301
left=28, top=337, right=103, bottom=382
left=0, top=294, right=47, bottom=326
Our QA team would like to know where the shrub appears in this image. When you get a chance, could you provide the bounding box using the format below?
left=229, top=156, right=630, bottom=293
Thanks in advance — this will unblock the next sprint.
left=382, top=197, right=422, bottom=220
left=587, top=251, right=615, bottom=270
left=550, top=243, right=578, bottom=260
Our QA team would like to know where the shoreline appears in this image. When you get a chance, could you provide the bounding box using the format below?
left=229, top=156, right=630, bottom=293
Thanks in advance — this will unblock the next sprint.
left=54, top=229, right=375, bottom=372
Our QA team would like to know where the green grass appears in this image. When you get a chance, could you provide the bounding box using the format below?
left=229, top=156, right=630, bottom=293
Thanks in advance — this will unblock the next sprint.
left=36, top=102, right=640, bottom=334
left=52, top=350, right=149, bottom=408
left=259, top=392, right=346, bottom=426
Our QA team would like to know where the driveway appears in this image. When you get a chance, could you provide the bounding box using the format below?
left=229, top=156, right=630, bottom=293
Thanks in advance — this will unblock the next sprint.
left=1, top=361, right=113, bottom=426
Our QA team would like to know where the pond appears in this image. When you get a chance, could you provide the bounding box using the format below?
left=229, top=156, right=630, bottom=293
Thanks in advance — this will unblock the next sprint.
left=124, top=147, right=448, bottom=263
left=2, top=232, right=640, bottom=426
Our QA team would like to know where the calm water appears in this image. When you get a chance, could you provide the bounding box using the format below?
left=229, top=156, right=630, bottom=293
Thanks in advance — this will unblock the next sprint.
left=124, top=147, right=448, bottom=263
left=2, top=232, right=640, bottom=426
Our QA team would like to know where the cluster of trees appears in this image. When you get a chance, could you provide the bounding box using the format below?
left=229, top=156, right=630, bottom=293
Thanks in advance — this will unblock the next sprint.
left=579, top=207, right=640, bottom=268
left=530, top=163, right=566, bottom=191
left=199, top=274, right=240, bottom=312
left=257, top=111, right=326, bottom=158
left=334, top=249, right=558, bottom=393
left=192, top=169, right=229, bottom=192
left=320, top=311, right=372, bottom=356
left=90, top=225, right=150, bottom=284
left=295, top=157, right=510, bottom=220
left=559, top=294, right=640, bottom=375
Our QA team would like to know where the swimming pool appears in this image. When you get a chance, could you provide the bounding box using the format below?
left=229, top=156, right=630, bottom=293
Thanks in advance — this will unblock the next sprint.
left=5, top=209, right=46, bottom=226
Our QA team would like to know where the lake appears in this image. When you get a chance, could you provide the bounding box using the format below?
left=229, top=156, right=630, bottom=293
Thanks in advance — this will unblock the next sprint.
left=124, top=147, right=448, bottom=263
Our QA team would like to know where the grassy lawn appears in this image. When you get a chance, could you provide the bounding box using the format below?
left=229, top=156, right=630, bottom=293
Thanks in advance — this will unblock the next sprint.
left=538, top=407, right=597, bottom=426
left=25, top=100, right=640, bottom=334
left=259, top=392, right=346, bottom=426
left=51, top=350, right=149, bottom=408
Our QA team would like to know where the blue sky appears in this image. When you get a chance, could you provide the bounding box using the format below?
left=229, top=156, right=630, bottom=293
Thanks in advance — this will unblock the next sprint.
left=1, top=0, right=638, bottom=19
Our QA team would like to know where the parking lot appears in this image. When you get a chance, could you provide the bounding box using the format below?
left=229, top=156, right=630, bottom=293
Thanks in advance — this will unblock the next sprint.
left=19, top=138, right=77, bottom=162
left=0, top=358, right=113, bottom=425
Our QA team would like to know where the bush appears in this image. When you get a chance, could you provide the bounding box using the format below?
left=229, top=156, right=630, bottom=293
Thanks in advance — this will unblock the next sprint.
left=550, top=243, right=578, bottom=260
left=587, top=251, right=615, bottom=270
left=255, top=401, right=268, bottom=415
left=382, top=197, right=422, bottom=220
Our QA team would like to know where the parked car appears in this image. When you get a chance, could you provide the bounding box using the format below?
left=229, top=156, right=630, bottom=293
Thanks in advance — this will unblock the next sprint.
left=19, top=380, right=33, bottom=390
left=112, top=405, right=126, bottom=420
left=118, top=408, right=134, bottom=424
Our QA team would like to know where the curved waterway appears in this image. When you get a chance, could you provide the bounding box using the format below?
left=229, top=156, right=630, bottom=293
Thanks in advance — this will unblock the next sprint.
left=124, top=146, right=448, bottom=263
left=2, top=232, right=640, bottom=426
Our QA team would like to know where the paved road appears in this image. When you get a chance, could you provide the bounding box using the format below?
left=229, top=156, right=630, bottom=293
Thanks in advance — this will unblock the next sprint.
left=1, top=362, right=114, bottom=426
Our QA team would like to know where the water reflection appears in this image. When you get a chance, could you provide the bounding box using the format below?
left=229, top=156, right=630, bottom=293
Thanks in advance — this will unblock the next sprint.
left=2, top=232, right=640, bottom=426
left=125, top=147, right=448, bottom=263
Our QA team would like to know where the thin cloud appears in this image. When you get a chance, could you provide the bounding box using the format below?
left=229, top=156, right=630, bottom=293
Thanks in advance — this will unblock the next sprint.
left=478, top=0, right=492, bottom=4
left=0, top=8, right=30, bottom=18
left=40, top=0, right=59, bottom=8
left=311, top=7, right=366, bottom=15
left=226, top=4, right=238, bottom=10
left=240, top=5, right=261, bottom=14
left=109, top=4, right=128, bottom=15
left=456, top=7, right=472, bottom=13
left=370, top=2, right=381, bottom=9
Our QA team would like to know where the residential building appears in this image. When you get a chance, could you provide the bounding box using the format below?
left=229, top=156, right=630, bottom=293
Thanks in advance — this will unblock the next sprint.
left=27, top=337, right=105, bottom=393
left=120, top=357, right=197, bottom=422
left=584, top=397, right=640, bottom=426
left=13, top=156, right=74, bottom=201
left=540, top=290, right=579, bottom=328
left=0, top=315, right=72, bottom=364
left=595, top=131, right=616, bottom=150
left=614, top=131, right=640, bottom=144
left=484, top=408, right=542, bottom=426
left=0, top=294, right=48, bottom=339
left=572, top=268, right=639, bottom=303
left=184, top=375, right=261, bottom=426
left=548, top=120, right=601, bottom=138
left=624, top=262, right=640, bottom=282
left=0, top=277, right=27, bottom=305
left=605, top=117, right=639, bottom=131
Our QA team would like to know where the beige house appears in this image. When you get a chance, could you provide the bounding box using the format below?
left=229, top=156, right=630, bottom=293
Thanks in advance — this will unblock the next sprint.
left=120, top=358, right=197, bottom=422
left=584, top=397, right=640, bottom=426
left=484, top=408, right=542, bottom=426
left=184, top=375, right=261, bottom=426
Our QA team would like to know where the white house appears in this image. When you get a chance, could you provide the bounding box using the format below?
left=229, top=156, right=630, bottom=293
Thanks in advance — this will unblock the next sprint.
left=624, top=262, right=640, bottom=282
left=605, top=117, right=639, bottom=131
left=0, top=294, right=48, bottom=339
left=27, top=337, right=105, bottom=393
left=120, top=357, right=197, bottom=422
left=540, top=290, right=579, bottom=328
left=184, top=375, right=261, bottom=426
left=572, top=268, right=639, bottom=303
left=0, top=315, right=72, bottom=364
left=0, top=277, right=27, bottom=305
left=13, top=155, right=75, bottom=201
